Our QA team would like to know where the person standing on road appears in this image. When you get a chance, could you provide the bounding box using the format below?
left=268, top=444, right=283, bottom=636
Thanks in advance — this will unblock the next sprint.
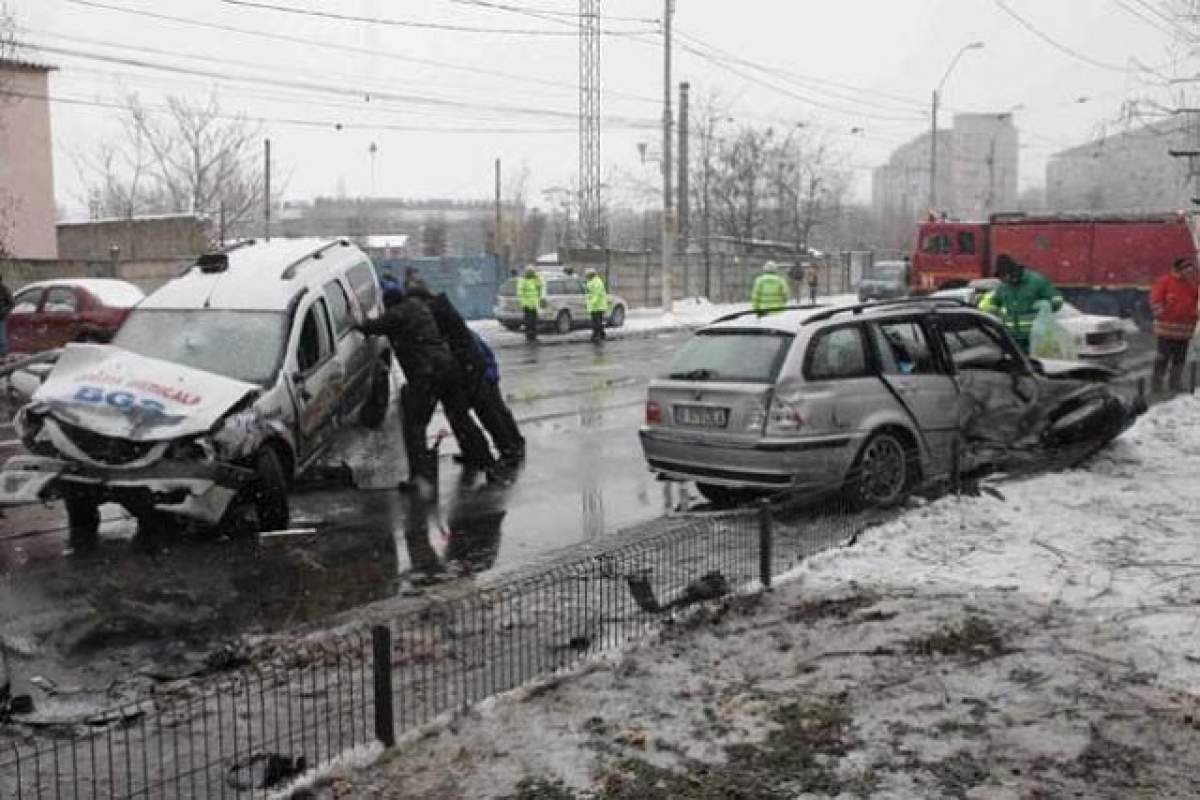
left=0, top=275, right=12, bottom=357
left=409, top=281, right=525, bottom=469
left=805, top=263, right=820, bottom=304
left=517, top=266, right=544, bottom=342
left=585, top=268, right=608, bottom=342
left=751, top=261, right=789, bottom=314
left=354, top=286, right=499, bottom=487
left=1150, top=257, right=1199, bottom=394
left=986, top=255, right=1063, bottom=352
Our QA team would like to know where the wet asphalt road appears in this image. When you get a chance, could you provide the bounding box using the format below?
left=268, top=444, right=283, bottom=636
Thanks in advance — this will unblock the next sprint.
left=0, top=332, right=687, bottom=704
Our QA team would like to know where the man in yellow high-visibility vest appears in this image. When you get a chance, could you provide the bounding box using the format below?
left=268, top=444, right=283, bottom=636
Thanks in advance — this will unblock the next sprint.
left=751, top=260, right=790, bottom=314
left=516, top=266, right=544, bottom=342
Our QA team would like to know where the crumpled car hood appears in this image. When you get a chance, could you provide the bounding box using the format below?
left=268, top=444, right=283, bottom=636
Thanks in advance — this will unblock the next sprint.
left=29, top=343, right=259, bottom=442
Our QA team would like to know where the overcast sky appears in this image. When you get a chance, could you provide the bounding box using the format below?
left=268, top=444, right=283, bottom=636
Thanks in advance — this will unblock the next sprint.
left=10, top=0, right=1190, bottom=217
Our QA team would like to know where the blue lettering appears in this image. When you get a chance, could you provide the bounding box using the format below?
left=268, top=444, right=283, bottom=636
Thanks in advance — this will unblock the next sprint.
left=106, top=391, right=135, bottom=409
left=73, top=386, right=103, bottom=403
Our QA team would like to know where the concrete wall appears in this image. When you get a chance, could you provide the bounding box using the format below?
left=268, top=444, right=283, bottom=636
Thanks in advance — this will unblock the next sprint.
left=0, top=257, right=186, bottom=294
left=57, top=215, right=211, bottom=261
left=0, top=65, right=57, bottom=258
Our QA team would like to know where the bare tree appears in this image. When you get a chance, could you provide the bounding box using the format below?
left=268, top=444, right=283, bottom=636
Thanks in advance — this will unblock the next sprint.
left=81, top=94, right=266, bottom=242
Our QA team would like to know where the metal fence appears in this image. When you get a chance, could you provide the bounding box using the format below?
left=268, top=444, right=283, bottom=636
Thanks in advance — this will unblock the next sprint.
left=1, top=500, right=863, bottom=799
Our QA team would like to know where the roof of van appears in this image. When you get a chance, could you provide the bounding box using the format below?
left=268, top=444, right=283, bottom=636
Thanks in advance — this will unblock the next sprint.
left=140, top=238, right=369, bottom=312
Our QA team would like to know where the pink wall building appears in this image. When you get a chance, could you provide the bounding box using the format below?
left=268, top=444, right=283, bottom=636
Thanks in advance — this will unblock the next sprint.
left=0, top=59, right=57, bottom=258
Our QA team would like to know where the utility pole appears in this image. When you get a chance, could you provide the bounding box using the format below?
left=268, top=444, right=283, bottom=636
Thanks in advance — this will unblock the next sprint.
left=660, top=0, right=675, bottom=310
left=678, top=81, right=690, bottom=297
left=929, top=91, right=939, bottom=213
left=263, top=138, right=271, bottom=241
left=495, top=157, right=505, bottom=274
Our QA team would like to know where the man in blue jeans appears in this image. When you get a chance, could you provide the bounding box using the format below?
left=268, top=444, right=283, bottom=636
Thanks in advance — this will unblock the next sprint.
left=0, top=275, right=13, bottom=357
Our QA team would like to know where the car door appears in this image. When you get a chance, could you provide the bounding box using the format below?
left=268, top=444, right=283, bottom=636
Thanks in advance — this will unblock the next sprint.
left=566, top=278, right=588, bottom=321
left=866, top=317, right=960, bottom=466
left=287, top=296, right=345, bottom=462
left=38, top=286, right=83, bottom=350
left=323, top=276, right=369, bottom=418
left=6, top=287, right=44, bottom=353
left=935, top=312, right=1041, bottom=466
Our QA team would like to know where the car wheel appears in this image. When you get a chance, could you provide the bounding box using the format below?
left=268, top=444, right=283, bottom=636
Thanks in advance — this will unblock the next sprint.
left=696, top=482, right=759, bottom=508
left=847, top=431, right=911, bottom=508
left=608, top=305, right=626, bottom=328
left=65, top=493, right=100, bottom=550
left=222, top=447, right=290, bottom=536
left=555, top=310, right=572, bottom=334
left=359, top=358, right=390, bottom=429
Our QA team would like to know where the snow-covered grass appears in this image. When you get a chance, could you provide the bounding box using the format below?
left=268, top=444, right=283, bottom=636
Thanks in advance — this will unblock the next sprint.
left=317, top=397, right=1200, bottom=799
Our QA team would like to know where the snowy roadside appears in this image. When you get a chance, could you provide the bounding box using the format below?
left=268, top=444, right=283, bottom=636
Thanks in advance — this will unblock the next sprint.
left=295, top=397, right=1200, bottom=799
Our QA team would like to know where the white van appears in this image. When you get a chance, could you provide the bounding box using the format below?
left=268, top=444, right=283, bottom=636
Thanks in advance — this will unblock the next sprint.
left=0, top=238, right=392, bottom=542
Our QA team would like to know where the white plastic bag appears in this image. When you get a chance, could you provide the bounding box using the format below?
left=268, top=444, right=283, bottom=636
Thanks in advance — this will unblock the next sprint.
left=1029, top=303, right=1078, bottom=361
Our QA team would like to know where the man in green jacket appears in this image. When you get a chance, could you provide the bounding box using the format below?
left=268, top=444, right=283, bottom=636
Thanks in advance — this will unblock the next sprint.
left=516, top=266, right=544, bottom=342
left=751, top=260, right=789, bottom=314
left=585, top=268, right=609, bottom=342
left=987, top=254, right=1063, bottom=352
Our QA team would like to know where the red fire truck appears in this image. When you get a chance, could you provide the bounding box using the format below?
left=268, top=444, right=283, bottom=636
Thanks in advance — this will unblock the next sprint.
left=910, top=211, right=1199, bottom=329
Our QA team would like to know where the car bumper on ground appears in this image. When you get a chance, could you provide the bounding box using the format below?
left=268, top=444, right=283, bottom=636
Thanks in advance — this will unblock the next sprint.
left=0, top=453, right=250, bottom=524
left=639, top=428, right=857, bottom=490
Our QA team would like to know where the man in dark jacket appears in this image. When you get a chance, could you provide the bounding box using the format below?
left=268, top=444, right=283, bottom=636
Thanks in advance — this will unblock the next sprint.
left=355, top=287, right=497, bottom=486
left=409, top=282, right=525, bottom=467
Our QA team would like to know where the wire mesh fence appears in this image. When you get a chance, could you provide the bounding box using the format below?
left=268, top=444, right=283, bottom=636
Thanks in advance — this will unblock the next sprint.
left=0, top=501, right=866, bottom=799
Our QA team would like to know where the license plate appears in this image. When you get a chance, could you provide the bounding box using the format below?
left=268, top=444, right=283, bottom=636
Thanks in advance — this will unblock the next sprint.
left=673, top=404, right=729, bottom=428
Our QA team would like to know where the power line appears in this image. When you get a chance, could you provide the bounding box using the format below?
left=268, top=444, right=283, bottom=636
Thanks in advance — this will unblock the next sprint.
left=446, top=0, right=658, bottom=25
left=992, top=0, right=1142, bottom=73
left=23, top=41, right=657, bottom=127
left=1112, top=0, right=1181, bottom=35
left=62, top=0, right=660, bottom=105
left=218, top=0, right=655, bottom=36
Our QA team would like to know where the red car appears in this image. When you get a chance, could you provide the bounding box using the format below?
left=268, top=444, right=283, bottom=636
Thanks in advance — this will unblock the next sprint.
left=5, top=278, right=144, bottom=354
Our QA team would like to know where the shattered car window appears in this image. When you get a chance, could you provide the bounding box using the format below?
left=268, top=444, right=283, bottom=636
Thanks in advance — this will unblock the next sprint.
left=939, top=315, right=1013, bottom=372
left=872, top=321, right=938, bottom=375
left=113, top=309, right=287, bottom=386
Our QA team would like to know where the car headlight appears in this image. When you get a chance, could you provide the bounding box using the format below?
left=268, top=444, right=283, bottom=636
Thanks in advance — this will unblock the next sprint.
left=167, top=436, right=215, bottom=462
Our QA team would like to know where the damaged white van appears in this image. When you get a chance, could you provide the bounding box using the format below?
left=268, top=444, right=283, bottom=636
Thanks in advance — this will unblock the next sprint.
left=0, top=238, right=392, bottom=544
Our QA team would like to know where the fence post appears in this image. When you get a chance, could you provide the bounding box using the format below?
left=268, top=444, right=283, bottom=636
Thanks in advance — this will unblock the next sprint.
left=371, top=625, right=396, bottom=748
left=758, top=498, right=773, bottom=590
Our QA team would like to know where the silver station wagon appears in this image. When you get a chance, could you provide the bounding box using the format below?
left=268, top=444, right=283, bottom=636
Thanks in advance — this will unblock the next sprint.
left=639, top=299, right=1142, bottom=507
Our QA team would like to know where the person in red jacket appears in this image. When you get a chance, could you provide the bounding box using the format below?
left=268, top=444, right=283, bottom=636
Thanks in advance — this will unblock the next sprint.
left=1149, top=257, right=1199, bottom=394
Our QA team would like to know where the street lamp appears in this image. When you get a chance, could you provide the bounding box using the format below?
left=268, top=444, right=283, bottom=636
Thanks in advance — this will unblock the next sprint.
left=930, top=41, right=984, bottom=213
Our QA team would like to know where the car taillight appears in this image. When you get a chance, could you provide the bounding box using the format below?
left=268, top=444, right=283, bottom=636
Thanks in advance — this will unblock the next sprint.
left=645, top=400, right=662, bottom=425
left=765, top=399, right=804, bottom=434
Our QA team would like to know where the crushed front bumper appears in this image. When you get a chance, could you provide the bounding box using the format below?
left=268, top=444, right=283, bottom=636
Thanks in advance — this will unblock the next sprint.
left=0, top=453, right=252, bottom=525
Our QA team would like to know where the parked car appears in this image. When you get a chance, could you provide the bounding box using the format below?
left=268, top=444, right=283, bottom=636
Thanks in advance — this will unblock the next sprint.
left=639, top=298, right=1142, bottom=508
left=5, top=278, right=144, bottom=354
left=495, top=271, right=627, bottom=334
left=857, top=260, right=910, bottom=302
left=0, top=238, right=393, bottom=541
left=932, top=279, right=1130, bottom=362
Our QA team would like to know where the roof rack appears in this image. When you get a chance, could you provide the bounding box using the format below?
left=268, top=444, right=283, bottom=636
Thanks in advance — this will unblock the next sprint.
left=800, top=297, right=971, bottom=326
left=280, top=238, right=351, bottom=281
left=709, top=303, right=825, bottom=325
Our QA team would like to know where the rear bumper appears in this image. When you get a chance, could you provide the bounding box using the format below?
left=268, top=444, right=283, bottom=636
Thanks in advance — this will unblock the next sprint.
left=639, top=428, right=857, bottom=489
left=0, top=454, right=249, bottom=524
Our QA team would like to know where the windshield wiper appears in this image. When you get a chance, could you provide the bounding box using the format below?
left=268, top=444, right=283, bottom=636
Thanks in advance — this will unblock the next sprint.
left=669, top=368, right=719, bottom=380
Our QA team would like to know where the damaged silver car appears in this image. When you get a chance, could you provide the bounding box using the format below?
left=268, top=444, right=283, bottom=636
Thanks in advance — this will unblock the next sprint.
left=639, top=298, right=1144, bottom=508
left=0, top=238, right=393, bottom=542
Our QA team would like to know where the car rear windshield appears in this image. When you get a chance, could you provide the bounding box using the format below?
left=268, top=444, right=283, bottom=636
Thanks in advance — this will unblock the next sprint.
left=114, top=309, right=287, bottom=386
left=498, top=279, right=518, bottom=297
left=868, top=263, right=905, bottom=280
left=664, top=330, right=794, bottom=383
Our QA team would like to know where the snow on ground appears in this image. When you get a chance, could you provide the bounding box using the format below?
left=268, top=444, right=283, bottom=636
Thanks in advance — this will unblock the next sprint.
left=305, top=397, right=1200, bottom=799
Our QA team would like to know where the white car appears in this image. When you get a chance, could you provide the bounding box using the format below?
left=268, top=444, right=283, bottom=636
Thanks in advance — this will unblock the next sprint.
left=931, top=279, right=1129, bottom=362
left=0, top=238, right=393, bottom=542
